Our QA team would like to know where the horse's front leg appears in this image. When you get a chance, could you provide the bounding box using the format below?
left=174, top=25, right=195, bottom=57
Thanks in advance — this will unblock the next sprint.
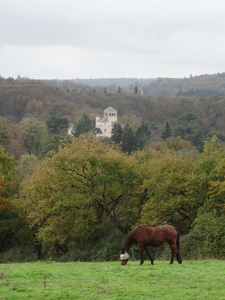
left=140, top=250, right=144, bottom=265
left=138, top=244, right=145, bottom=265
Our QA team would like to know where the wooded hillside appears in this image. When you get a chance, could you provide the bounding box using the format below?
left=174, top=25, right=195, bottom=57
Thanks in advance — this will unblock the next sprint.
left=1, top=74, right=225, bottom=158
left=0, top=74, right=225, bottom=262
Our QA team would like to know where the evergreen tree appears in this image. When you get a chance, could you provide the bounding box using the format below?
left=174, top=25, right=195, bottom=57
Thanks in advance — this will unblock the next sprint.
left=73, top=114, right=94, bottom=137
left=134, top=86, right=138, bottom=93
left=47, top=117, right=69, bottom=135
left=139, top=122, right=151, bottom=138
left=111, top=123, right=123, bottom=144
left=161, top=122, right=172, bottom=140
left=134, top=126, right=147, bottom=151
left=134, top=122, right=151, bottom=151
left=173, top=113, right=204, bottom=150
left=121, top=124, right=135, bottom=154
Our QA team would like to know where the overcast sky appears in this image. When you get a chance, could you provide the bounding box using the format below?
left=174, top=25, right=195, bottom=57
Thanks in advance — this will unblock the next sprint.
left=1, top=0, right=225, bottom=79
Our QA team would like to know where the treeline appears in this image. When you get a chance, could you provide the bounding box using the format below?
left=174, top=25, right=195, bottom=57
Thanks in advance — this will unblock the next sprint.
left=0, top=135, right=225, bottom=262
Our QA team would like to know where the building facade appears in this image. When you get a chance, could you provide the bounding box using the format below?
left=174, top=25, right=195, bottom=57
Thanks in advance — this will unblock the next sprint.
left=95, top=106, right=117, bottom=138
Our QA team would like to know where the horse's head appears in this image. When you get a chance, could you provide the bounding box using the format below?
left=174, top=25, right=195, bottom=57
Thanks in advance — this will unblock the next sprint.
left=120, top=248, right=130, bottom=265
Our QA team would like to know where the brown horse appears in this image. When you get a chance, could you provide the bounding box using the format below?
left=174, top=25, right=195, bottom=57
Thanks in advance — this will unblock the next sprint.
left=120, top=224, right=182, bottom=265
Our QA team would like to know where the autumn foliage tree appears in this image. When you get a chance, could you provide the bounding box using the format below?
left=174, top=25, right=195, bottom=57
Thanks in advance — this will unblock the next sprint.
left=0, top=117, right=11, bottom=151
left=0, top=128, right=220, bottom=260
left=181, top=136, right=225, bottom=258
left=19, top=134, right=145, bottom=258
left=137, top=149, right=195, bottom=233
left=20, top=118, right=49, bottom=157
left=0, top=146, right=26, bottom=253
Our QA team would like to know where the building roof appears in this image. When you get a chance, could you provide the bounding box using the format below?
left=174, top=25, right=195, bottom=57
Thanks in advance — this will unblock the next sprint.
left=98, top=117, right=108, bottom=122
left=104, top=106, right=117, bottom=111
left=95, top=128, right=103, bottom=134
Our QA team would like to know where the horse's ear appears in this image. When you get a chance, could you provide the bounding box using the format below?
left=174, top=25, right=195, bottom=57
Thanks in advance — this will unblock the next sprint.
left=120, top=248, right=125, bottom=254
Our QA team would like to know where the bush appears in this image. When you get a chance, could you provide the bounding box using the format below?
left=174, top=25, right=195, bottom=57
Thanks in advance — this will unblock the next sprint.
left=0, top=246, right=37, bottom=263
left=180, top=211, right=225, bottom=259
left=53, top=230, right=124, bottom=262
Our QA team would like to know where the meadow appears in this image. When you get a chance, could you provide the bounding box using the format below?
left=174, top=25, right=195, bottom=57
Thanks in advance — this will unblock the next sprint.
left=0, top=260, right=224, bottom=299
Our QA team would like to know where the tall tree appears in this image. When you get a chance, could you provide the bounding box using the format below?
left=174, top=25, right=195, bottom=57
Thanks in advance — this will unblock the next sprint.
left=0, top=146, right=23, bottom=252
left=46, top=117, right=69, bottom=135
left=41, top=135, right=72, bottom=157
left=134, top=122, right=151, bottom=151
left=73, top=114, right=94, bottom=137
left=20, top=118, right=48, bottom=157
left=121, top=124, right=135, bottom=154
left=134, top=86, right=138, bottom=93
left=111, top=123, right=123, bottom=144
left=173, top=112, right=204, bottom=150
left=139, top=149, right=194, bottom=233
left=161, top=122, right=172, bottom=140
left=0, top=117, right=10, bottom=151
left=19, top=135, right=144, bottom=257
left=9, top=124, right=26, bottom=160
left=182, top=136, right=225, bottom=258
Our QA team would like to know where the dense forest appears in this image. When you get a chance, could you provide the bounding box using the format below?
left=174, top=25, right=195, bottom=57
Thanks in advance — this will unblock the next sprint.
left=0, top=74, right=225, bottom=262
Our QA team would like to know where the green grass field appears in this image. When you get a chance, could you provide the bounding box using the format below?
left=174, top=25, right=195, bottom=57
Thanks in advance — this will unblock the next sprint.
left=0, top=260, right=224, bottom=299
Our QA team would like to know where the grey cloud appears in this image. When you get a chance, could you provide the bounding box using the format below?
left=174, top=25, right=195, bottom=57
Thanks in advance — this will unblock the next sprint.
left=1, top=0, right=225, bottom=78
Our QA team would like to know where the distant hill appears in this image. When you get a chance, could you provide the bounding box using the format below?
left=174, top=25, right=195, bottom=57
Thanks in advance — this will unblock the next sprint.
left=71, top=78, right=156, bottom=87
left=142, top=73, right=225, bottom=97
left=43, top=78, right=156, bottom=93
left=43, top=73, right=225, bottom=97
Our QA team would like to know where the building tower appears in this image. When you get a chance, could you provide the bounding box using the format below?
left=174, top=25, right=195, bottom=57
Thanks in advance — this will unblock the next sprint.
left=95, top=106, right=117, bottom=137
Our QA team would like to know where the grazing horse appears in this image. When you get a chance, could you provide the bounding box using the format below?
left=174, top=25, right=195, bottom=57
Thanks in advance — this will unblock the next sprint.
left=120, top=224, right=182, bottom=265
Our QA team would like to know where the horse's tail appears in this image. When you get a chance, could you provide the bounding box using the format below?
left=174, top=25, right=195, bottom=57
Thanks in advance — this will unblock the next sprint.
left=175, top=228, right=182, bottom=264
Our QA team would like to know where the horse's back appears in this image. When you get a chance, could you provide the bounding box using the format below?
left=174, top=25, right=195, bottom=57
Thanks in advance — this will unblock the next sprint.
left=128, top=225, right=150, bottom=241
left=129, top=224, right=178, bottom=246
left=128, top=224, right=157, bottom=245
left=156, top=225, right=180, bottom=247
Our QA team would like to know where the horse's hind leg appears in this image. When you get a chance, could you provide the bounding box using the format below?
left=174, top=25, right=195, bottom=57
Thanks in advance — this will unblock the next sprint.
left=169, top=243, right=175, bottom=264
left=169, top=243, right=182, bottom=264
left=175, top=250, right=182, bottom=264
left=170, top=250, right=175, bottom=264
left=144, top=246, right=154, bottom=265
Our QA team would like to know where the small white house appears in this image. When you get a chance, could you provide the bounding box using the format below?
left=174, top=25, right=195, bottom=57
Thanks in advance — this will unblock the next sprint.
left=95, top=106, right=117, bottom=138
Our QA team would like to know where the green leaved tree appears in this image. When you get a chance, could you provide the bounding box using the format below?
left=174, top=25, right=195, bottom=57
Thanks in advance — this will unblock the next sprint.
left=19, top=134, right=144, bottom=258
left=73, top=114, right=94, bottom=137
left=20, top=118, right=49, bottom=157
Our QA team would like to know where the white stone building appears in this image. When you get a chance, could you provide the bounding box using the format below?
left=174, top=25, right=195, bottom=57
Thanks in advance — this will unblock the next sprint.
left=95, top=106, right=117, bottom=138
